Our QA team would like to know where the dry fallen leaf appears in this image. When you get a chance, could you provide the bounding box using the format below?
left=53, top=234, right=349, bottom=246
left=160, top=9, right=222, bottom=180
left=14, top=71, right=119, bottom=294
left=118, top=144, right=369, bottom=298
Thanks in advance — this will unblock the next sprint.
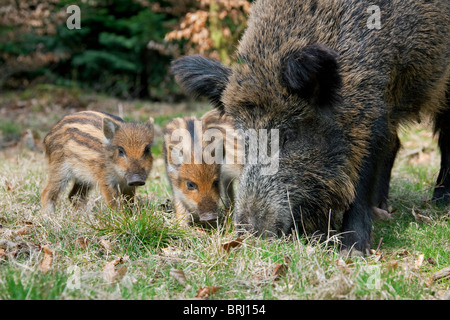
left=103, top=256, right=129, bottom=284
left=221, top=238, right=243, bottom=252
left=100, top=238, right=111, bottom=251
left=40, top=245, right=53, bottom=274
left=272, top=263, right=288, bottom=280
left=372, top=253, right=384, bottom=263
left=396, top=249, right=409, bottom=257
left=415, top=213, right=433, bottom=224
left=5, top=181, right=13, bottom=191
left=415, top=253, right=425, bottom=270
left=336, top=259, right=348, bottom=268
left=14, top=226, right=30, bottom=236
left=115, top=265, right=128, bottom=282
left=411, top=208, right=433, bottom=224
left=273, top=256, right=292, bottom=280
left=74, top=237, right=89, bottom=249
left=161, top=246, right=182, bottom=257
left=170, top=268, right=187, bottom=286
left=195, top=286, right=221, bottom=299
left=103, top=260, right=119, bottom=283
left=386, top=260, right=399, bottom=271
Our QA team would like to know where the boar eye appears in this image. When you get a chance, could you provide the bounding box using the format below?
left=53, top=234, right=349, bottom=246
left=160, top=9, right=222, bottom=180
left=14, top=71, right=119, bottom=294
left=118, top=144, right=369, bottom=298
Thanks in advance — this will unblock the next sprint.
left=143, top=144, right=151, bottom=156
left=186, top=180, right=198, bottom=191
left=117, top=146, right=126, bottom=157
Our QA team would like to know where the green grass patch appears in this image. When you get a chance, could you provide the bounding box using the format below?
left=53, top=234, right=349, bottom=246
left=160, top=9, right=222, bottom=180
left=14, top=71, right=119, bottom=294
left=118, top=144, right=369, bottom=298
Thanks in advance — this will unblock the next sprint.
left=0, top=268, right=69, bottom=300
left=0, top=120, right=22, bottom=140
left=90, top=201, right=186, bottom=253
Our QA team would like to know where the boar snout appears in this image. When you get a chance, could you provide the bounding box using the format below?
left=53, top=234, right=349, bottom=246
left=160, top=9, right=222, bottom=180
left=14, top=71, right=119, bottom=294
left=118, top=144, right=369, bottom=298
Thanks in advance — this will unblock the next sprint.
left=235, top=165, right=295, bottom=237
left=126, top=174, right=146, bottom=186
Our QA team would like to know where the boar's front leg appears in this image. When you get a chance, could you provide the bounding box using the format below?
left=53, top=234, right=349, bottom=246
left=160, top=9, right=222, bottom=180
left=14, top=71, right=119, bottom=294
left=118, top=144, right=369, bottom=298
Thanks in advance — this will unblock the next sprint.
left=341, top=124, right=391, bottom=256
left=98, top=181, right=120, bottom=208
left=372, top=134, right=400, bottom=213
left=433, top=95, right=450, bottom=205
left=173, top=199, right=191, bottom=226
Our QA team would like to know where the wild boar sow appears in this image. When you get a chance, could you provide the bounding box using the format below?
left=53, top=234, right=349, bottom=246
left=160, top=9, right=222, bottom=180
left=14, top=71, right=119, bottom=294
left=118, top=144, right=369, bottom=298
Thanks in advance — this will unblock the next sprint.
left=41, top=111, right=154, bottom=213
left=171, top=0, right=450, bottom=255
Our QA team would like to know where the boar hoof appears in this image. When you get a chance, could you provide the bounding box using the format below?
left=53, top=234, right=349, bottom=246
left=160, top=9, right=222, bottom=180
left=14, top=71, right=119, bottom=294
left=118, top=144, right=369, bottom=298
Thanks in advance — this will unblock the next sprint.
left=432, top=187, right=450, bottom=206
left=372, top=206, right=392, bottom=221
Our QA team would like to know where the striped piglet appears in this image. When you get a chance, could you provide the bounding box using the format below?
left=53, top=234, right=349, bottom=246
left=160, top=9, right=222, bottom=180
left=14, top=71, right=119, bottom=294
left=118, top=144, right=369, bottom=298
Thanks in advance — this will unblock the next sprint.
left=41, top=111, right=154, bottom=213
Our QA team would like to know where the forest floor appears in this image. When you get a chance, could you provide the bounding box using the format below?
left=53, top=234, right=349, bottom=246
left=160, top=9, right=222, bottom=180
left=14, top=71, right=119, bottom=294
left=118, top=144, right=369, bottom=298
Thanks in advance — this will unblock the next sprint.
left=0, top=85, right=448, bottom=300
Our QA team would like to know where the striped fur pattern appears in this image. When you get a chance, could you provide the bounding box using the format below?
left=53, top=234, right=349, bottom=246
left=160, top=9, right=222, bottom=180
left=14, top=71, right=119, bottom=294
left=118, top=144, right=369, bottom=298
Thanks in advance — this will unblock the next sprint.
left=163, top=109, right=241, bottom=225
left=41, top=111, right=154, bottom=213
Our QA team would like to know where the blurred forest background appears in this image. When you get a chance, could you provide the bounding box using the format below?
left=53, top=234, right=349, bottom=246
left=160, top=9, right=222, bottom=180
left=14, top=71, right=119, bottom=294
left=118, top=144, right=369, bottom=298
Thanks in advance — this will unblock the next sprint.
left=0, top=0, right=251, bottom=99
left=0, top=0, right=252, bottom=149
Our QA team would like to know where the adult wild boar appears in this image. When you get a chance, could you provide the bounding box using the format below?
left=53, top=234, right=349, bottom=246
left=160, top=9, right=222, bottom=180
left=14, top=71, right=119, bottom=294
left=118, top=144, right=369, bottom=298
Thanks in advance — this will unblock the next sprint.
left=171, top=0, right=450, bottom=255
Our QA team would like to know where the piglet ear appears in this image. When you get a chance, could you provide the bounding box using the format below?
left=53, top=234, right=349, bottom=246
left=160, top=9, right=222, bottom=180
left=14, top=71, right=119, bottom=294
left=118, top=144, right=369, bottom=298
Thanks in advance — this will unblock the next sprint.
left=103, top=118, right=119, bottom=141
left=171, top=55, right=232, bottom=112
left=145, top=117, right=155, bottom=135
left=166, top=145, right=184, bottom=174
left=282, top=44, right=342, bottom=107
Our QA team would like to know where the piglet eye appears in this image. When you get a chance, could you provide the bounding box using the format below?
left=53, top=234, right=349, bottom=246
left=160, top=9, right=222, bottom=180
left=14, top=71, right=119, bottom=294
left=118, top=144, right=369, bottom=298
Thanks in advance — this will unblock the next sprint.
left=212, top=180, right=219, bottom=188
left=186, top=180, right=198, bottom=191
left=117, top=146, right=126, bottom=157
left=143, top=144, right=151, bottom=156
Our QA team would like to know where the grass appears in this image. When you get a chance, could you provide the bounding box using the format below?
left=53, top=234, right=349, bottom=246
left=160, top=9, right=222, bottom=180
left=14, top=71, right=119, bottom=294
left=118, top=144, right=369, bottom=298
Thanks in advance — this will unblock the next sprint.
left=0, top=88, right=448, bottom=300
left=0, top=120, right=22, bottom=144
left=90, top=202, right=186, bottom=253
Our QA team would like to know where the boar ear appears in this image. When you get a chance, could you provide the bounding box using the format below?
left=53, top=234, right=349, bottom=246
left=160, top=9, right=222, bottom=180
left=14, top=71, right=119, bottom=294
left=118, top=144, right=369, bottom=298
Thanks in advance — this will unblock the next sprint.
left=171, top=55, right=232, bottom=112
left=282, top=44, right=342, bottom=107
left=103, top=118, right=119, bottom=141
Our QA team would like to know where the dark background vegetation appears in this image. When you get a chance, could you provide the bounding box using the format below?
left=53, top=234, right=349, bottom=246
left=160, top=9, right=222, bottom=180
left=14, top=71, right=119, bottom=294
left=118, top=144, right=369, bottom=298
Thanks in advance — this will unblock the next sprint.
left=0, top=0, right=251, bottom=101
